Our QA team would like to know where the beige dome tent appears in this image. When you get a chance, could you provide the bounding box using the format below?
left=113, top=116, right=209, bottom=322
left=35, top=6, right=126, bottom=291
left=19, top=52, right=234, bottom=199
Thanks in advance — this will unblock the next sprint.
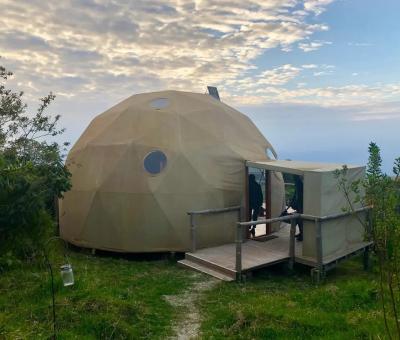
left=59, top=90, right=285, bottom=252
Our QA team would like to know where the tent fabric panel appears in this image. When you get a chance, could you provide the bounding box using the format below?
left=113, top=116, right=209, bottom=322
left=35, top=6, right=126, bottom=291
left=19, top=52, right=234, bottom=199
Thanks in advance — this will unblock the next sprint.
left=72, top=192, right=179, bottom=252
left=153, top=191, right=238, bottom=250
left=59, top=190, right=96, bottom=246
left=67, top=144, right=130, bottom=192
left=98, top=144, right=177, bottom=194
left=302, top=166, right=366, bottom=259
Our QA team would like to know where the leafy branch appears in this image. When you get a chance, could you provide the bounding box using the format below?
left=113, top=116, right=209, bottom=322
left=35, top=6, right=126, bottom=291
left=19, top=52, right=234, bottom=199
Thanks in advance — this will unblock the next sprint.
left=335, top=142, right=400, bottom=338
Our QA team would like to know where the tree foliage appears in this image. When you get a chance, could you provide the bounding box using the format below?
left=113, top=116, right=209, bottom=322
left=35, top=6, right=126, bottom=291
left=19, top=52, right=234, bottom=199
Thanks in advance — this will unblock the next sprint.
left=335, top=142, right=400, bottom=338
left=0, top=63, right=71, bottom=262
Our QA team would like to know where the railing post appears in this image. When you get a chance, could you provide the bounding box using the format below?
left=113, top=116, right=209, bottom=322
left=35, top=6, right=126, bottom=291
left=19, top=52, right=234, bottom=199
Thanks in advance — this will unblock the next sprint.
left=288, top=217, right=296, bottom=270
left=236, top=223, right=243, bottom=282
left=315, top=218, right=324, bottom=282
left=190, top=214, right=196, bottom=253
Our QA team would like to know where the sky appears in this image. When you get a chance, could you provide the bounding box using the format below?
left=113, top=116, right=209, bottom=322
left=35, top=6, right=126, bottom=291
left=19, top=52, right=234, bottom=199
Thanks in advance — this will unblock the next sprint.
left=1, top=0, right=399, bottom=172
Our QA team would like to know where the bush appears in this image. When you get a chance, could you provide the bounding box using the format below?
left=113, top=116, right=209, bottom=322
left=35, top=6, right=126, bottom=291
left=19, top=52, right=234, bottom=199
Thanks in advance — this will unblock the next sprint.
left=335, top=142, right=400, bottom=338
left=0, top=63, right=71, bottom=264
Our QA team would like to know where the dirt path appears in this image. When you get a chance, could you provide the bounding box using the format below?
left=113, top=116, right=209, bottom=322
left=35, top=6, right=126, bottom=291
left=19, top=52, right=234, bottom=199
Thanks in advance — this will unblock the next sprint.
left=164, top=274, right=218, bottom=340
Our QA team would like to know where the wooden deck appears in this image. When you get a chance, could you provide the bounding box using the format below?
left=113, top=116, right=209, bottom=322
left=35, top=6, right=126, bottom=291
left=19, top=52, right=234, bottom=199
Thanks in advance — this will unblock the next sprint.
left=179, top=225, right=295, bottom=281
left=178, top=225, right=371, bottom=281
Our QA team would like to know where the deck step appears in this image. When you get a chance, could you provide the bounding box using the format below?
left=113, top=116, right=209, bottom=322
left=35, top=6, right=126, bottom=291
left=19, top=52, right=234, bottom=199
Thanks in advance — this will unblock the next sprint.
left=185, top=252, right=237, bottom=277
left=178, top=259, right=235, bottom=281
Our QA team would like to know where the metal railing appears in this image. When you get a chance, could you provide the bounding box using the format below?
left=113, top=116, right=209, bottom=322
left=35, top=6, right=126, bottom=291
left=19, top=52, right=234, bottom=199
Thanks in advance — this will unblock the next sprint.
left=187, top=206, right=241, bottom=253
left=236, top=206, right=373, bottom=281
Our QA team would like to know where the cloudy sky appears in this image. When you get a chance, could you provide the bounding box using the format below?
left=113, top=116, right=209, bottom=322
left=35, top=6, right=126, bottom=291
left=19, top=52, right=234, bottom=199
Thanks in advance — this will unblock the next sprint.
left=1, top=0, right=399, bottom=172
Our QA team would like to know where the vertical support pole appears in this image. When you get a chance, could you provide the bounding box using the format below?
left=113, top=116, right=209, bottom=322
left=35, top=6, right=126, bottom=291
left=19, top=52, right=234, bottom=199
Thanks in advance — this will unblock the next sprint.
left=265, top=170, right=272, bottom=235
left=245, top=165, right=250, bottom=239
left=244, top=165, right=251, bottom=238
left=315, top=218, right=324, bottom=282
left=190, top=214, right=196, bottom=253
left=363, top=245, right=370, bottom=271
left=288, top=217, right=296, bottom=270
left=236, top=223, right=243, bottom=282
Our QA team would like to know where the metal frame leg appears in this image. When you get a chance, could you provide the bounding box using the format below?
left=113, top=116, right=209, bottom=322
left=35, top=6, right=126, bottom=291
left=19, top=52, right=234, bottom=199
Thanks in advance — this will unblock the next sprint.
left=311, top=266, right=326, bottom=284
left=288, top=218, right=296, bottom=271
left=363, top=246, right=370, bottom=271
left=235, top=224, right=243, bottom=282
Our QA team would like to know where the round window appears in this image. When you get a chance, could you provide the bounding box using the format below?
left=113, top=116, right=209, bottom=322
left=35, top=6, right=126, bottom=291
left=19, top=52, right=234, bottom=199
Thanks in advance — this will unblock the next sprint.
left=150, top=98, right=169, bottom=110
left=144, top=150, right=167, bottom=175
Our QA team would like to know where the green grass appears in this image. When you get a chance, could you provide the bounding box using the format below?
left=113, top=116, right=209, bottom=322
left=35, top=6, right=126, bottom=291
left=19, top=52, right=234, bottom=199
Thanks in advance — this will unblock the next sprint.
left=0, top=250, right=389, bottom=339
left=198, top=259, right=387, bottom=339
left=0, top=250, right=197, bottom=339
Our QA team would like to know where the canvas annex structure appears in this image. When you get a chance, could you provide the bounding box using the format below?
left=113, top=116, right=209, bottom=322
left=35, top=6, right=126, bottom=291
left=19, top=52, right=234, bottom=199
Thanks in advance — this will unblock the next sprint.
left=60, top=89, right=372, bottom=282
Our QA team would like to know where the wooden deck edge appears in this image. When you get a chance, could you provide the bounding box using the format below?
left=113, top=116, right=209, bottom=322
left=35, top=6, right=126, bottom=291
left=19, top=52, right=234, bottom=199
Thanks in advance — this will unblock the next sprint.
left=296, top=241, right=373, bottom=267
left=177, top=259, right=235, bottom=281
left=185, top=252, right=237, bottom=276
left=241, top=257, right=290, bottom=272
left=187, top=251, right=290, bottom=275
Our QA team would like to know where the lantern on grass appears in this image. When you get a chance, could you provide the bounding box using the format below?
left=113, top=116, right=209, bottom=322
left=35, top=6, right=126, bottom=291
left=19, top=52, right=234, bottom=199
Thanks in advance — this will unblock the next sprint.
left=60, top=264, right=74, bottom=286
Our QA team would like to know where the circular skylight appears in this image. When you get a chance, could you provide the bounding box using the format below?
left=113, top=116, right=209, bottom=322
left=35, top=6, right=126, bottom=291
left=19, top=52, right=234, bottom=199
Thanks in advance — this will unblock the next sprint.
left=150, top=98, right=169, bottom=110
left=144, top=150, right=167, bottom=175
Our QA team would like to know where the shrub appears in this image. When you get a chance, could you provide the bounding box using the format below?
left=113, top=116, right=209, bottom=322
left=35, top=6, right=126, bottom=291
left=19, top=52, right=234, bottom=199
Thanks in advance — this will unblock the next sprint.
left=335, top=142, right=400, bottom=338
left=0, top=63, right=71, bottom=265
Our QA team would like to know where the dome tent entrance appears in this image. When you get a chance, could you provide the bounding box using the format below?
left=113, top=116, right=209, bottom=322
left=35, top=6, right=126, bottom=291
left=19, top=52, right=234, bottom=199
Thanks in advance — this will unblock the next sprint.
left=59, top=90, right=285, bottom=253
left=246, top=159, right=370, bottom=260
left=179, top=159, right=372, bottom=282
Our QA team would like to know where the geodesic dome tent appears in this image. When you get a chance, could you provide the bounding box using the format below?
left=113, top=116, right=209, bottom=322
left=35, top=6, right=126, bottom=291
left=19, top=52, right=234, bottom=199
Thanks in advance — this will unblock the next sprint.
left=59, top=91, right=285, bottom=252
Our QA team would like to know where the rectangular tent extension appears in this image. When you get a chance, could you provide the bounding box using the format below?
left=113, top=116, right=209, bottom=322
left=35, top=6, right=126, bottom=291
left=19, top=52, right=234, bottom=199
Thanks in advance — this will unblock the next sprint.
left=246, top=159, right=369, bottom=265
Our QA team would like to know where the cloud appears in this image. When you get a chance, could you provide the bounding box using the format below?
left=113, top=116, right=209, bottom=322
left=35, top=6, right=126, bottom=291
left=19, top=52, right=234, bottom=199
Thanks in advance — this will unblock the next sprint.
left=313, top=71, right=333, bottom=76
left=302, top=63, right=334, bottom=76
left=303, top=0, right=335, bottom=15
left=301, top=64, right=318, bottom=69
left=348, top=102, right=400, bottom=121
left=0, top=0, right=333, bottom=102
left=308, top=64, right=335, bottom=76
left=1, top=0, right=399, bottom=118
left=224, top=82, right=400, bottom=107
left=257, top=64, right=301, bottom=86
left=298, top=40, right=332, bottom=52
left=348, top=42, right=373, bottom=47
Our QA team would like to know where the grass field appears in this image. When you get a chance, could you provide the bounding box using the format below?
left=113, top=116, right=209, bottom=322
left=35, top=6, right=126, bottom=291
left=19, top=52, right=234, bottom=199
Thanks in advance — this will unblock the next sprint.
left=0, top=249, right=389, bottom=339
left=199, top=261, right=386, bottom=339
left=0, top=251, right=197, bottom=339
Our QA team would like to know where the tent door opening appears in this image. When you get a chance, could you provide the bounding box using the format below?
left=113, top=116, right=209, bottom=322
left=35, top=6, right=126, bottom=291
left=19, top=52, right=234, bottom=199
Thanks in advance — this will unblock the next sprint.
left=245, top=166, right=272, bottom=239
